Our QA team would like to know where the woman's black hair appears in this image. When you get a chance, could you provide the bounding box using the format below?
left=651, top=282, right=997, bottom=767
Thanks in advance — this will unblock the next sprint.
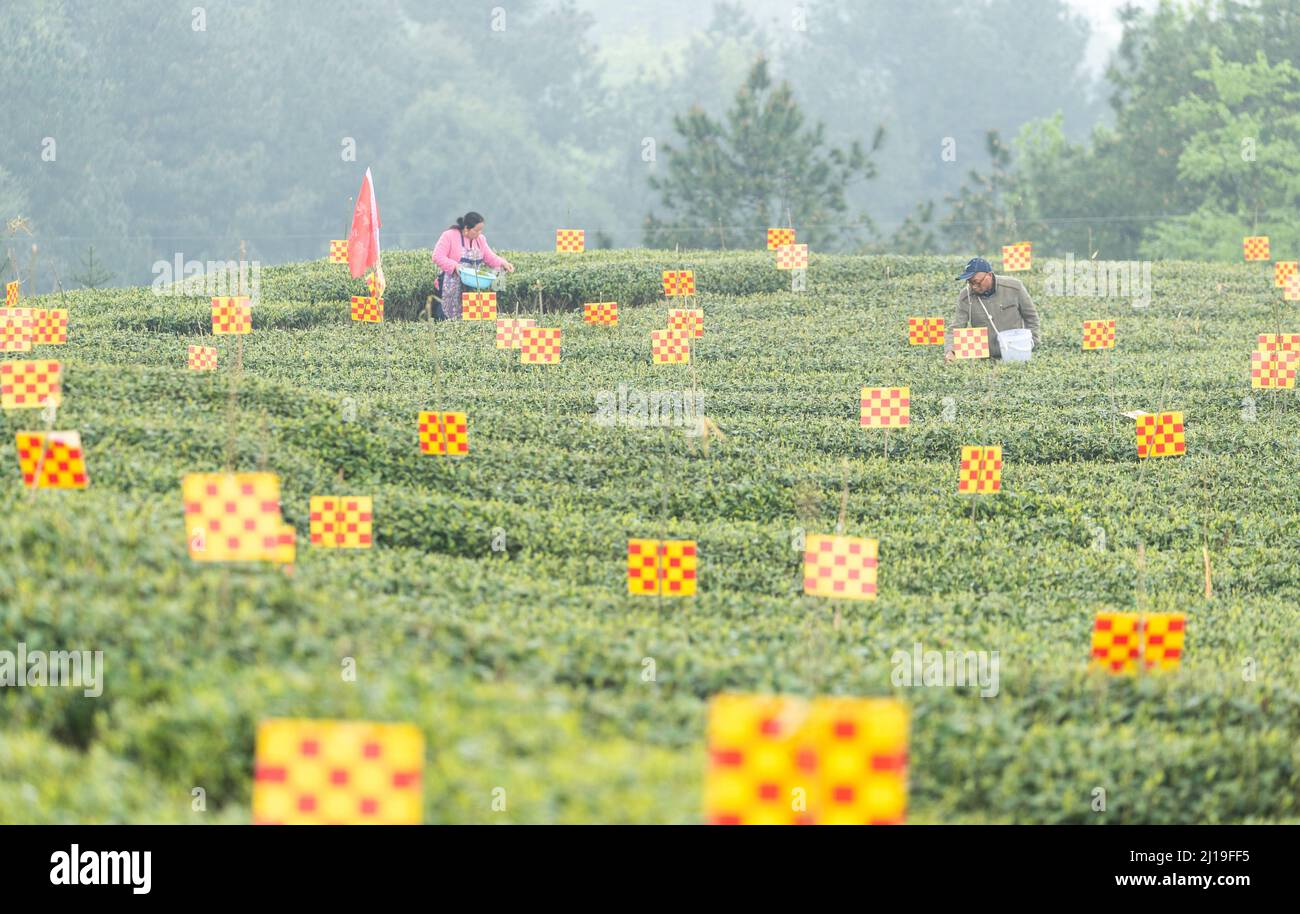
left=452, top=211, right=485, bottom=231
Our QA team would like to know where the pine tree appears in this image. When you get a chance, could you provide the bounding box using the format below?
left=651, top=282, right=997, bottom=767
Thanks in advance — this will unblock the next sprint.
left=644, top=58, right=882, bottom=250
left=72, top=245, right=114, bottom=290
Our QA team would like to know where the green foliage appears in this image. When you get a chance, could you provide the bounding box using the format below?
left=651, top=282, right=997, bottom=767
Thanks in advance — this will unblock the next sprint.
left=2, top=251, right=1299, bottom=823
left=1141, top=50, right=1300, bottom=260
left=983, top=0, right=1300, bottom=260
left=939, top=131, right=1025, bottom=254
left=792, top=0, right=1102, bottom=244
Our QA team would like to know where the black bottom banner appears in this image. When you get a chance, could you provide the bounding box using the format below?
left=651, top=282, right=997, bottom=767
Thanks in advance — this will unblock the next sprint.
left=0, top=824, right=1282, bottom=900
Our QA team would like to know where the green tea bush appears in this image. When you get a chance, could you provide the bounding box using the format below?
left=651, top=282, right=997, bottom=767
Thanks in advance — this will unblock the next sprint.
left=1, top=252, right=1298, bottom=823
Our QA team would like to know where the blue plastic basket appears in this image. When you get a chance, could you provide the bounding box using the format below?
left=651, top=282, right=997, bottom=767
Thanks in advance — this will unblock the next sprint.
left=458, top=266, right=497, bottom=290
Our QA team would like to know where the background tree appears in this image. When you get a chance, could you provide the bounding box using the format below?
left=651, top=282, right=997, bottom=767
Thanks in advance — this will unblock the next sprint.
left=71, top=245, right=114, bottom=290
left=1141, top=50, right=1300, bottom=260
left=787, top=0, right=1102, bottom=241
left=644, top=58, right=882, bottom=250
left=938, top=131, right=1025, bottom=255
left=981, top=0, right=1300, bottom=260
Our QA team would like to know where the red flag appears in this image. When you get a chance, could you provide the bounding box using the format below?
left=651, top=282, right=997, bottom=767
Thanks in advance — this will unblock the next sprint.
left=347, top=167, right=381, bottom=279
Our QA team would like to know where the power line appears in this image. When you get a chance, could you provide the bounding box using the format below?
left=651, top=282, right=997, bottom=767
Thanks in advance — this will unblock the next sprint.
left=12, top=208, right=1296, bottom=245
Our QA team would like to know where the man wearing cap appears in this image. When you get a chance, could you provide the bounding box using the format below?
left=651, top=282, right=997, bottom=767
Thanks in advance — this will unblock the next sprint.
left=945, top=257, right=1040, bottom=361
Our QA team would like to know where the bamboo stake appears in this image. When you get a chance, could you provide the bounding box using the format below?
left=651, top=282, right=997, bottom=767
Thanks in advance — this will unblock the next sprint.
left=835, top=458, right=850, bottom=534
left=26, top=402, right=58, bottom=503
left=1202, top=544, right=1213, bottom=599
left=223, top=242, right=247, bottom=472
left=256, top=413, right=270, bottom=472
left=1135, top=541, right=1147, bottom=614
left=659, top=432, right=670, bottom=611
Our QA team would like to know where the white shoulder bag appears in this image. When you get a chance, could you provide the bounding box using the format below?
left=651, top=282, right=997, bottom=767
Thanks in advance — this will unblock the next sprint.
left=972, top=290, right=1033, bottom=362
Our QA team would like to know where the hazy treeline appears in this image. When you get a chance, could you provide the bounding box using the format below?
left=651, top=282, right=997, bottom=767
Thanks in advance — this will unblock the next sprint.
left=1, top=0, right=1295, bottom=290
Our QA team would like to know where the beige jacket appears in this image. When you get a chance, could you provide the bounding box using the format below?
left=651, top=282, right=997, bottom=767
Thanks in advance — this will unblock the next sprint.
left=945, top=275, right=1041, bottom=358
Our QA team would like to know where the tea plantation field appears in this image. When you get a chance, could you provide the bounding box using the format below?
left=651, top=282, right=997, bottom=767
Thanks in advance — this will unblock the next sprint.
left=2, top=249, right=1299, bottom=823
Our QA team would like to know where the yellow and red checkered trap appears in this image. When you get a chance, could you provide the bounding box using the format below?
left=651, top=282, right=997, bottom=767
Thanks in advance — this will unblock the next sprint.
left=626, top=538, right=698, bottom=596
left=651, top=328, right=690, bottom=365
left=705, top=694, right=908, bottom=825
left=495, top=318, right=536, bottom=350
left=1250, top=349, right=1298, bottom=389
left=1243, top=236, right=1270, bottom=262
left=31, top=309, right=68, bottom=345
left=583, top=302, right=618, bottom=325
left=1135, top=411, right=1185, bottom=459
left=4, top=281, right=18, bottom=307
left=1284, top=274, right=1300, bottom=302
left=0, top=307, right=33, bottom=352
left=668, top=308, right=704, bottom=339
left=309, top=496, right=374, bottom=548
left=775, top=243, right=809, bottom=270
left=418, top=411, right=469, bottom=456
left=182, top=472, right=285, bottom=562
left=0, top=359, right=61, bottom=410
left=859, top=387, right=909, bottom=429
left=350, top=295, right=383, bottom=323
left=252, top=718, right=423, bottom=825
left=462, top=291, right=497, bottom=321
left=907, top=317, right=944, bottom=345
left=520, top=327, right=562, bottom=364
left=802, top=534, right=878, bottom=600
left=1257, top=333, right=1300, bottom=352
left=555, top=229, right=585, bottom=253
left=1082, top=319, right=1116, bottom=350
left=272, top=523, right=296, bottom=566
left=662, top=270, right=696, bottom=297
left=1001, top=241, right=1032, bottom=271
left=211, top=296, right=252, bottom=334
left=329, top=240, right=349, bottom=263
left=958, top=445, right=1002, bottom=494
left=15, top=430, right=88, bottom=489
left=187, top=345, right=218, bottom=371
left=767, top=228, right=796, bottom=250
left=1090, top=612, right=1185, bottom=674
left=1274, top=261, right=1298, bottom=288
left=951, top=326, right=989, bottom=360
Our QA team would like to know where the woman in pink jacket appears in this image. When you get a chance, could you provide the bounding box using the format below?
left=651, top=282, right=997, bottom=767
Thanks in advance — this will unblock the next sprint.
left=432, top=211, right=515, bottom=320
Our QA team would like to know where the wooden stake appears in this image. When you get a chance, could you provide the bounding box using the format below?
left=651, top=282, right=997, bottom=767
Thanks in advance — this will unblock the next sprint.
left=255, top=413, right=270, bottom=471
left=1202, top=544, right=1213, bottom=599
left=1136, top=540, right=1147, bottom=613
left=25, top=404, right=58, bottom=503
left=659, top=440, right=670, bottom=610
left=835, top=459, right=850, bottom=534
left=222, top=244, right=248, bottom=473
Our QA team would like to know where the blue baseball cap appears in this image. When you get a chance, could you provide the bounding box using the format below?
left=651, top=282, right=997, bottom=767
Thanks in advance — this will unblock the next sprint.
left=957, top=257, right=993, bottom=281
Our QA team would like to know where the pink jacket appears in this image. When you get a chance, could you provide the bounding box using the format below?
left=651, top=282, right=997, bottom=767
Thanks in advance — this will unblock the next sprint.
left=433, top=227, right=505, bottom=273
